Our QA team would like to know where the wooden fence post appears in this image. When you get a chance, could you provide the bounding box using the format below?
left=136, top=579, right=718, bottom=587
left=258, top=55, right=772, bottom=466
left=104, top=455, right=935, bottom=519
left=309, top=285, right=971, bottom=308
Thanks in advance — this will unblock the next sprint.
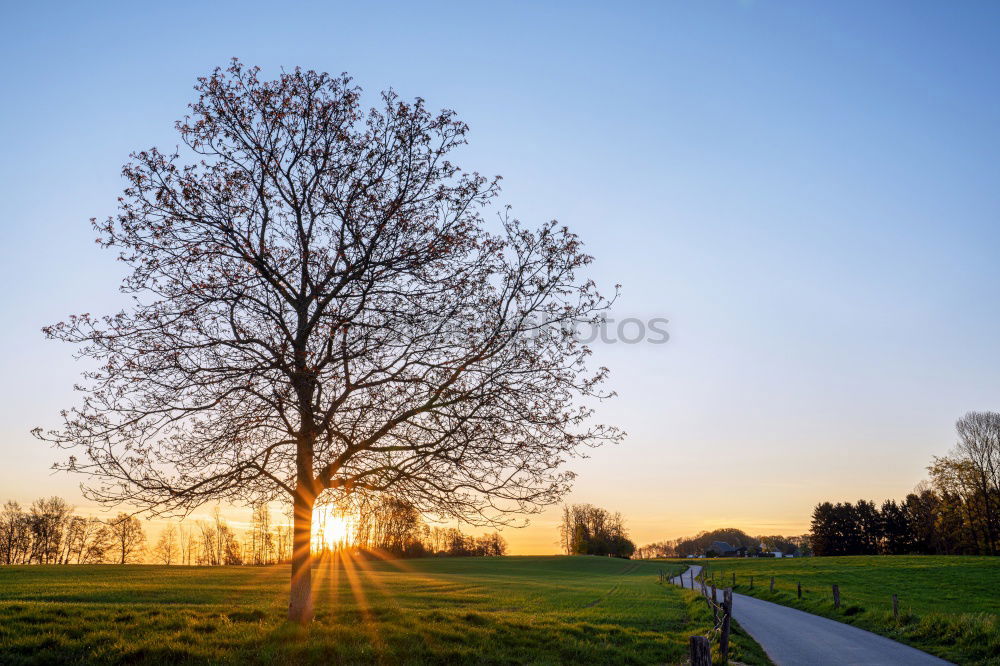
left=689, top=636, right=711, bottom=666
left=720, top=588, right=733, bottom=664
left=732, top=572, right=735, bottom=587
left=769, top=576, right=774, bottom=593
left=892, top=594, right=899, bottom=620
left=690, top=569, right=694, bottom=588
left=797, top=582, right=801, bottom=598
left=832, top=584, right=840, bottom=609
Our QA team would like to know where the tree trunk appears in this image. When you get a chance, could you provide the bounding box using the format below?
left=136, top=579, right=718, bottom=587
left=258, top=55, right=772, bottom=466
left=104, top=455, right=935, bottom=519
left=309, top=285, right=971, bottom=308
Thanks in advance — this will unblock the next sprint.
left=288, top=490, right=314, bottom=623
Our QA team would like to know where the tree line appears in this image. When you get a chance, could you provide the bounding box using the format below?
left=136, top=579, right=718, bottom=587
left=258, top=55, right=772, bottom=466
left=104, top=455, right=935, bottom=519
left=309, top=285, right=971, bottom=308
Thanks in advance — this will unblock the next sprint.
left=811, top=411, right=1000, bottom=556
left=558, top=504, right=636, bottom=558
left=1, top=498, right=145, bottom=565
left=1, top=494, right=506, bottom=565
left=346, top=495, right=506, bottom=559
left=635, top=528, right=811, bottom=559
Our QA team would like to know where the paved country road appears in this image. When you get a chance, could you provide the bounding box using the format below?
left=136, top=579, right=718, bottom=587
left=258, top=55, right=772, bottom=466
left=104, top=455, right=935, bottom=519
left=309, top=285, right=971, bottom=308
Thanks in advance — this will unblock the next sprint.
left=672, top=565, right=951, bottom=666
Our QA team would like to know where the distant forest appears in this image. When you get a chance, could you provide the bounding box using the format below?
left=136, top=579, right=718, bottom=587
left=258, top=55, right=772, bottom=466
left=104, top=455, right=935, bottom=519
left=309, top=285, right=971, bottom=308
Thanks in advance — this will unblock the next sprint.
left=0, top=494, right=506, bottom=565
left=636, top=528, right=810, bottom=559
left=811, top=411, right=1000, bottom=556
left=634, top=414, right=1000, bottom=560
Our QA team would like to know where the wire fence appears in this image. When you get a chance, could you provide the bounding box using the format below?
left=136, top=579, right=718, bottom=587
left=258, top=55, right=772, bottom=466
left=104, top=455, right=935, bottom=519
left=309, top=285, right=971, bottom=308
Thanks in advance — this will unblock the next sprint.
left=660, top=567, right=732, bottom=665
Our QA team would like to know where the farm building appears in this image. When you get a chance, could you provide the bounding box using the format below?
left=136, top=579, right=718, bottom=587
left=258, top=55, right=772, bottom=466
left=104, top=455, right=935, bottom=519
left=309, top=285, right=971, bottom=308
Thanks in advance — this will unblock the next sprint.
left=707, top=541, right=746, bottom=557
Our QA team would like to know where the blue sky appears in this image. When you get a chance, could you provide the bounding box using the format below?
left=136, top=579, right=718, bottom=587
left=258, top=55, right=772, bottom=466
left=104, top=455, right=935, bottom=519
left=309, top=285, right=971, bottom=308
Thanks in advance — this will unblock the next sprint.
left=2, top=1, right=999, bottom=551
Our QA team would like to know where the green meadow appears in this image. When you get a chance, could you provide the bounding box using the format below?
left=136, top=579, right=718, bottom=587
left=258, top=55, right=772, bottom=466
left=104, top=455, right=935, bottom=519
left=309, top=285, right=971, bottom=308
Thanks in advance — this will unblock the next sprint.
left=684, top=555, right=1000, bottom=664
left=0, top=556, right=768, bottom=665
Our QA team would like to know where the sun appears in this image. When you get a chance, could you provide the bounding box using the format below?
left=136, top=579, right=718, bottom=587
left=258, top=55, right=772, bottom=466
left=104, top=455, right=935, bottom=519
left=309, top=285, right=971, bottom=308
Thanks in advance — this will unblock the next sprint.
left=311, top=506, right=354, bottom=552
left=324, top=514, right=351, bottom=545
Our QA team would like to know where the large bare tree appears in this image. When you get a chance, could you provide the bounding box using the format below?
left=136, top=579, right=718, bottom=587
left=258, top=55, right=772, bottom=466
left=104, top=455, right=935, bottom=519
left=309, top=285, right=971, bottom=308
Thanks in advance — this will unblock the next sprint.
left=37, top=61, right=620, bottom=622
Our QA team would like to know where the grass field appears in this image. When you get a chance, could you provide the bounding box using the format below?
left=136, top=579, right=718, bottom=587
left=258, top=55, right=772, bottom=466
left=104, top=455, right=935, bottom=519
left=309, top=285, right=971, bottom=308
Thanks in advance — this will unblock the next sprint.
left=0, top=556, right=769, bottom=665
left=680, top=555, right=1000, bottom=665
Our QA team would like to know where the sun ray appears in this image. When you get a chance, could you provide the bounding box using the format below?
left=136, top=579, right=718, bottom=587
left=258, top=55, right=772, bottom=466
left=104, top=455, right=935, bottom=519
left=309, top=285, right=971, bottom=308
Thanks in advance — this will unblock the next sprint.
left=354, top=548, right=461, bottom=602
left=357, top=547, right=418, bottom=573
left=314, top=548, right=343, bottom=620
left=340, top=549, right=387, bottom=659
left=346, top=550, right=443, bottom=653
